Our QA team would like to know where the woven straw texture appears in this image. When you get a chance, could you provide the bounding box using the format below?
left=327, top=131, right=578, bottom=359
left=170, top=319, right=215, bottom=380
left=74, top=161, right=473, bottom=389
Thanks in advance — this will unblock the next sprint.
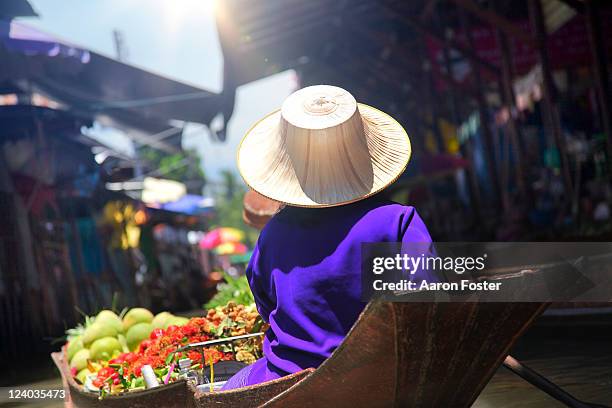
left=237, top=85, right=411, bottom=207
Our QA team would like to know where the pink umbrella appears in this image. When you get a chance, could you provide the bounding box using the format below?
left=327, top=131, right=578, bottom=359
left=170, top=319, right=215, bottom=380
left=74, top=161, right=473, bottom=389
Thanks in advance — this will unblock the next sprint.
left=200, top=229, right=222, bottom=249
left=200, top=227, right=245, bottom=249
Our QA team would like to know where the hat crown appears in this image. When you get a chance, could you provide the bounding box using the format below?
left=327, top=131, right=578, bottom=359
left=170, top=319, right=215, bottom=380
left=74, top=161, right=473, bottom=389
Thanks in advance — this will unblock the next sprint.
left=281, top=85, right=357, bottom=130
left=303, top=95, right=338, bottom=115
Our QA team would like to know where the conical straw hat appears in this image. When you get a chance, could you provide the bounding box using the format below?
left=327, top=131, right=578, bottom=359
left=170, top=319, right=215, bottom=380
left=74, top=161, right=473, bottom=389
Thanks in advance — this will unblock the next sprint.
left=237, top=85, right=411, bottom=207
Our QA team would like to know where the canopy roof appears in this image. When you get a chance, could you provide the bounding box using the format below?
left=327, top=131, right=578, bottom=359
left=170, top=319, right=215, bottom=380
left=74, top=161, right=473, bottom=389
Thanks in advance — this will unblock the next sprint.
left=0, top=19, right=225, bottom=150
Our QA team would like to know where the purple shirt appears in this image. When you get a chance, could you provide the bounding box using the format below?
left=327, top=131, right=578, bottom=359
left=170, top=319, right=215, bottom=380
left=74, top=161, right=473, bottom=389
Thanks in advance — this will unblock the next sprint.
left=222, top=197, right=433, bottom=389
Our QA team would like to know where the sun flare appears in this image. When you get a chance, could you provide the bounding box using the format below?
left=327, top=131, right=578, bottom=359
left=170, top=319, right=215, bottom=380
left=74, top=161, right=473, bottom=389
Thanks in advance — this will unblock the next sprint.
left=158, top=0, right=216, bottom=30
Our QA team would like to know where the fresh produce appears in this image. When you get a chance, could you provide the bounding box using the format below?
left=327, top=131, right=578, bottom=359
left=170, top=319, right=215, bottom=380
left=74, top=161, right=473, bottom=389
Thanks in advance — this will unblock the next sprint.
left=62, top=301, right=266, bottom=398
left=205, top=273, right=255, bottom=309
left=66, top=336, right=84, bottom=361
left=118, top=334, right=129, bottom=353
left=126, top=323, right=153, bottom=351
left=76, top=368, right=95, bottom=384
left=90, top=337, right=122, bottom=361
left=95, top=310, right=123, bottom=334
left=70, top=349, right=91, bottom=371
left=82, top=323, right=118, bottom=347
left=206, top=302, right=264, bottom=365
left=207, top=302, right=262, bottom=337
left=122, top=308, right=154, bottom=331
left=152, top=312, right=173, bottom=329
left=65, top=308, right=160, bottom=373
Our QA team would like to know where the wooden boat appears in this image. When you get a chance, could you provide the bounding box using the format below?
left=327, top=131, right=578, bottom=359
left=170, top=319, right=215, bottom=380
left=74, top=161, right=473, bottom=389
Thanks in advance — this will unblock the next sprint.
left=53, top=298, right=546, bottom=407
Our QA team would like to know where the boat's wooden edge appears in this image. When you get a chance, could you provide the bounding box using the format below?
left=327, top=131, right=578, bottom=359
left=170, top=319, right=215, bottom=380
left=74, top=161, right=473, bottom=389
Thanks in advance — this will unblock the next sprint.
left=190, top=368, right=314, bottom=407
left=192, top=367, right=314, bottom=398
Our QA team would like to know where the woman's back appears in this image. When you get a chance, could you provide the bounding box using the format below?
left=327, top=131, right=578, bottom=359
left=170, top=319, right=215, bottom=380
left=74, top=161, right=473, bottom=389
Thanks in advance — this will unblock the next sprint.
left=246, top=196, right=432, bottom=382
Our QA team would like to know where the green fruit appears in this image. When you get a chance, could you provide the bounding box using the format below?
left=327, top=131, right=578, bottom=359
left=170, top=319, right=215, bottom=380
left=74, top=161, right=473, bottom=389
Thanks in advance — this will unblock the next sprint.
left=152, top=312, right=173, bottom=329
left=82, top=323, right=118, bottom=347
left=70, top=348, right=90, bottom=371
left=90, top=337, right=122, bottom=361
left=76, top=368, right=94, bottom=384
left=96, top=309, right=120, bottom=321
left=122, top=308, right=154, bottom=331
left=95, top=310, right=123, bottom=333
left=126, top=322, right=153, bottom=351
left=117, top=334, right=130, bottom=353
left=66, top=336, right=84, bottom=361
left=163, top=316, right=189, bottom=328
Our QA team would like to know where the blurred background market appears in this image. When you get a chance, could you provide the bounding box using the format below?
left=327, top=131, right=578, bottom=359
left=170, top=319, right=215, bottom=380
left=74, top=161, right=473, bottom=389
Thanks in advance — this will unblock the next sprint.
left=0, top=0, right=611, bottom=406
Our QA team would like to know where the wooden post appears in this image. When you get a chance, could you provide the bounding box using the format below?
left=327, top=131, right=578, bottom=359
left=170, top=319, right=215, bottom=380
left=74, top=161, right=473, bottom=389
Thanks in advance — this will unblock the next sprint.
left=585, top=0, right=612, bottom=162
left=496, top=29, right=527, bottom=197
left=417, top=41, right=445, bottom=152
left=528, top=0, right=574, bottom=199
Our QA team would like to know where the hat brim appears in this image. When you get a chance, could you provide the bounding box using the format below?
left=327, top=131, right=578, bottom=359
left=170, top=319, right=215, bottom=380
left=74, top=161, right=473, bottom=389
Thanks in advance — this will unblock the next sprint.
left=237, top=103, right=411, bottom=208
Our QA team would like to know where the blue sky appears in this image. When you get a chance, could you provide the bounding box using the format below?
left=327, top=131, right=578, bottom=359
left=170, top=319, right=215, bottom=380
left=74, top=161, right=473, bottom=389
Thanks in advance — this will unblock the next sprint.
left=22, top=0, right=296, bottom=183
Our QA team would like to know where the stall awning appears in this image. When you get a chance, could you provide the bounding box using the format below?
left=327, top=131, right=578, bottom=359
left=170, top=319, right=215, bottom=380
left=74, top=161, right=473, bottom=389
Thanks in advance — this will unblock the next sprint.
left=0, top=19, right=225, bottom=144
left=0, top=19, right=89, bottom=61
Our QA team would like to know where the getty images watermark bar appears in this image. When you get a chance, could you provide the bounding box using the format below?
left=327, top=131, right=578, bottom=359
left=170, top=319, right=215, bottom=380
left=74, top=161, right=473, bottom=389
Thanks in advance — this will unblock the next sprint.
left=360, top=242, right=612, bottom=302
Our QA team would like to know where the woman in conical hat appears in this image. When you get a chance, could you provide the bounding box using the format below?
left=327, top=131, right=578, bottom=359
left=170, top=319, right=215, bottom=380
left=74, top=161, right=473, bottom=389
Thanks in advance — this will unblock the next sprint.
left=223, top=85, right=434, bottom=389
